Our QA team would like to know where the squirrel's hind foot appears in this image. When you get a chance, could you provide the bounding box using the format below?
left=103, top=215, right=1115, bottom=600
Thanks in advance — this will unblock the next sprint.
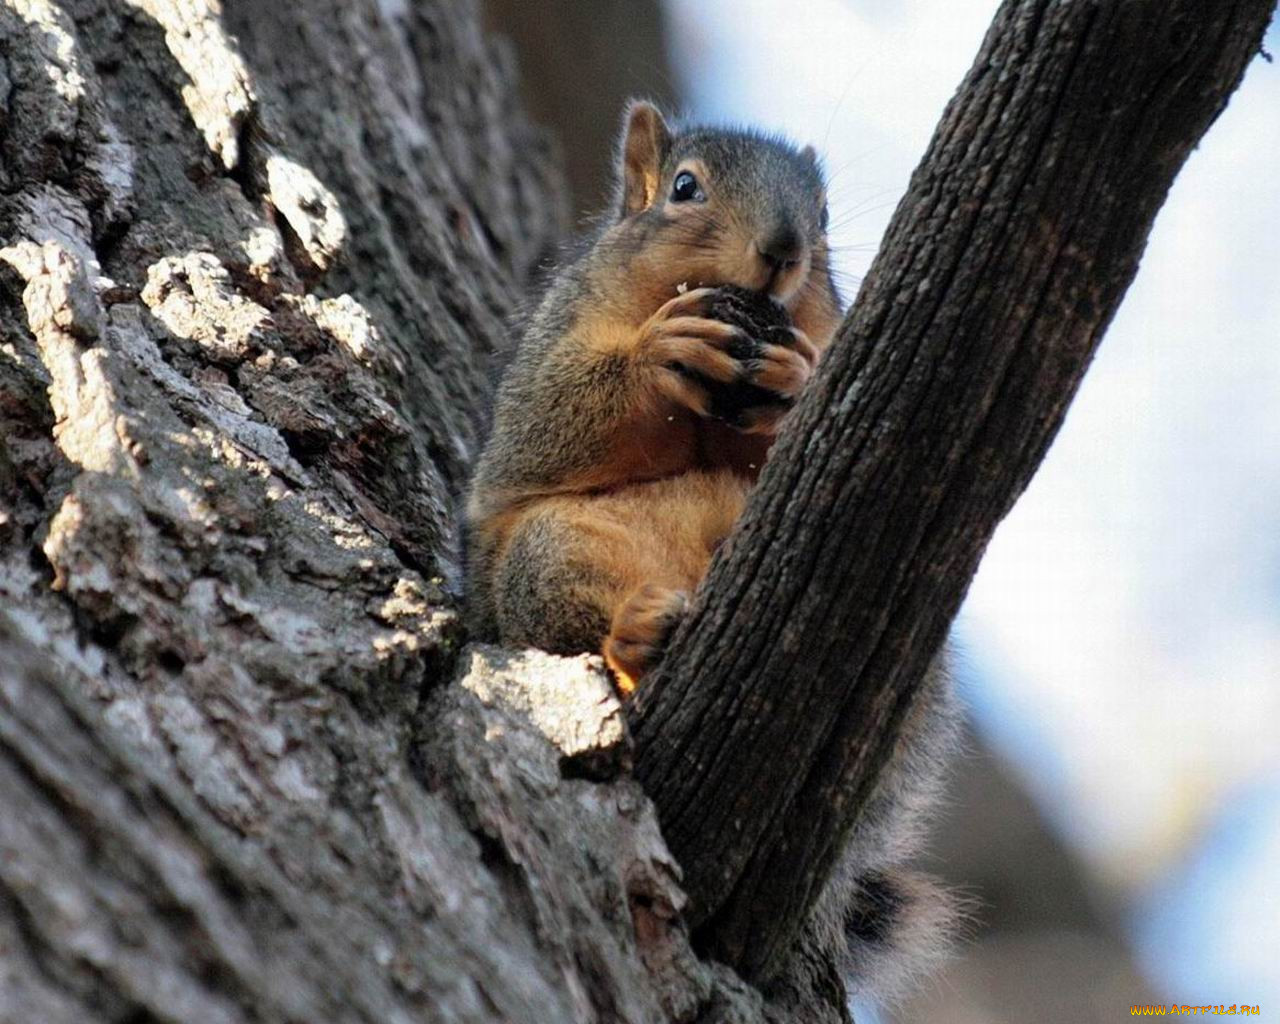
left=602, top=584, right=689, bottom=695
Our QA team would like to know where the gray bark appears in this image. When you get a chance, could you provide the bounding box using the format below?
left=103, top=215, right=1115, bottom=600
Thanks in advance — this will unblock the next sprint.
left=0, top=0, right=765, bottom=1020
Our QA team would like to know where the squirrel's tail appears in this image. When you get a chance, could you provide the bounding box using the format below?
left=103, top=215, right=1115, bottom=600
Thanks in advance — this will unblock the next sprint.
left=834, top=866, right=966, bottom=1001
left=767, top=864, right=966, bottom=1018
left=775, top=649, right=967, bottom=1011
left=839, top=649, right=966, bottom=1002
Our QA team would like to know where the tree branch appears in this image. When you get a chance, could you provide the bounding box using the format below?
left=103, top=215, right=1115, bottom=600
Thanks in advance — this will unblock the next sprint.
left=631, top=0, right=1275, bottom=981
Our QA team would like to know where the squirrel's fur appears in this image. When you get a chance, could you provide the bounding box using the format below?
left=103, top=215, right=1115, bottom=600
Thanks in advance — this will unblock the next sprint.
left=466, top=99, right=841, bottom=690
left=465, top=100, right=961, bottom=1006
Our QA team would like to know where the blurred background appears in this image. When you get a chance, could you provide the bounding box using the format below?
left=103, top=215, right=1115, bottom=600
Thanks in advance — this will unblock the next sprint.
left=483, top=1, right=1280, bottom=1019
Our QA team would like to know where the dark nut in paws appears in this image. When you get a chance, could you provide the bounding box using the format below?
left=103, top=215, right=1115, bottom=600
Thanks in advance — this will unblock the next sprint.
left=700, top=285, right=797, bottom=425
left=705, top=285, right=795, bottom=359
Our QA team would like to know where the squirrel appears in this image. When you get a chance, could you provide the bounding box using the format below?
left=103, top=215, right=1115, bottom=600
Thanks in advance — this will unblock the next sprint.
left=465, top=100, right=961, bottom=1006
left=466, top=100, right=841, bottom=693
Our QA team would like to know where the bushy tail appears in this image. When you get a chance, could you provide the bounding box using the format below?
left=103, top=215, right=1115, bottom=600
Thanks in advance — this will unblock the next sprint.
left=836, top=866, right=965, bottom=1001
left=777, top=650, right=967, bottom=1011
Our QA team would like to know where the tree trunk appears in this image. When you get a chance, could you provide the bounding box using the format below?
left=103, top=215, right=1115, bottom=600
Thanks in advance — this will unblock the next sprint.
left=0, top=1, right=1271, bottom=1023
left=631, top=0, right=1275, bottom=985
left=0, top=0, right=759, bottom=1021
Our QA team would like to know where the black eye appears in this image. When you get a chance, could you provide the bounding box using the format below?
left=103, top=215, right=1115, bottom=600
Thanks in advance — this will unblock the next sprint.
left=671, top=171, right=702, bottom=202
left=819, top=204, right=829, bottom=230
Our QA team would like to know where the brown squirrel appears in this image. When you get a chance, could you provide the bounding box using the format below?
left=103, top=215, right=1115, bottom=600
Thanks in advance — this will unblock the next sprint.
left=466, top=101, right=962, bottom=1007
left=466, top=100, right=842, bottom=693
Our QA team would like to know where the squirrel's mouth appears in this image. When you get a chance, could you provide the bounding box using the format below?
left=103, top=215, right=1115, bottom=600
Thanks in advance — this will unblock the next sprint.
left=748, top=251, right=812, bottom=306
left=762, top=264, right=808, bottom=306
left=683, top=264, right=808, bottom=309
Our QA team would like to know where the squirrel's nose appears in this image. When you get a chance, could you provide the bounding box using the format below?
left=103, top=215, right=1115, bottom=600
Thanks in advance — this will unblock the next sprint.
left=757, top=224, right=803, bottom=271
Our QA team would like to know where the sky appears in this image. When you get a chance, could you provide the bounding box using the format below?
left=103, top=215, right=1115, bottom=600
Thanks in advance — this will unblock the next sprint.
left=664, top=0, right=1280, bottom=1012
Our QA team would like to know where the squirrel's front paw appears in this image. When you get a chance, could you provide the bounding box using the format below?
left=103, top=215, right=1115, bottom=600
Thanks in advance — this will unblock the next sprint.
left=602, top=584, right=689, bottom=696
left=641, top=288, right=750, bottom=414
left=705, top=285, right=819, bottom=432
left=720, top=326, right=819, bottom=433
left=641, top=286, right=818, bottom=433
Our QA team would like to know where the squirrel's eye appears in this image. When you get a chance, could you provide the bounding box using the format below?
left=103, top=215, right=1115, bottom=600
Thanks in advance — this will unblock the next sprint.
left=671, top=171, right=702, bottom=203
left=819, top=204, right=830, bottom=231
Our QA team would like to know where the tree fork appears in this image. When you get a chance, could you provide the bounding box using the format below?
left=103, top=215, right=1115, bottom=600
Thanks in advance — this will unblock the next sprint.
left=630, top=0, right=1275, bottom=982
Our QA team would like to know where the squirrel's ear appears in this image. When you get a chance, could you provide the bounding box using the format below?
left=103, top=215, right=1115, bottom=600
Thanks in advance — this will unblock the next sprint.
left=618, top=100, right=672, bottom=217
left=800, top=144, right=819, bottom=165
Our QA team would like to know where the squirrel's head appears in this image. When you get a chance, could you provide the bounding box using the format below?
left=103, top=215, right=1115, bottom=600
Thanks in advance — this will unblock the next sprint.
left=605, top=100, right=841, bottom=337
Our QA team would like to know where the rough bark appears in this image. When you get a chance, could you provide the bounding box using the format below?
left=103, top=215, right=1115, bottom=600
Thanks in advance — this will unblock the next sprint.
left=630, top=0, right=1275, bottom=983
left=0, top=0, right=764, bottom=1020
